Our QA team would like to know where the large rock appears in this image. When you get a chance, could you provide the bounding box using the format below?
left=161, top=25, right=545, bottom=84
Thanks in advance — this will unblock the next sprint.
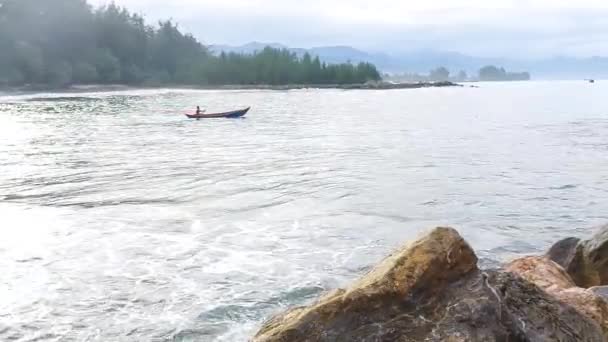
left=584, top=224, right=608, bottom=285
left=486, top=271, right=604, bottom=341
left=506, top=256, right=608, bottom=335
left=254, top=227, right=604, bottom=342
left=506, top=255, right=575, bottom=290
left=547, top=224, right=608, bottom=288
left=546, top=237, right=581, bottom=267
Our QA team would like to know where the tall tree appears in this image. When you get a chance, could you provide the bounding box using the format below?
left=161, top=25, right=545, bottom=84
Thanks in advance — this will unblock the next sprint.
left=429, top=67, right=450, bottom=81
left=0, top=0, right=383, bottom=87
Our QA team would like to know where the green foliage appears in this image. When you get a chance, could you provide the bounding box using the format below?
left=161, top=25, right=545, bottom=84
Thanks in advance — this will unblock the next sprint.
left=72, top=62, right=99, bottom=83
left=0, top=68, right=25, bottom=86
left=429, top=66, right=450, bottom=81
left=455, top=70, right=467, bottom=82
left=121, top=64, right=145, bottom=84
left=479, top=65, right=505, bottom=81
left=479, top=65, right=530, bottom=81
left=0, top=0, right=382, bottom=87
left=94, top=49, right=121, bottom=83
left=46, top=60, right=73, bottom=87
left=14, top=42, right=45, bottom=81
left=143, top=70, right=171, bottom=87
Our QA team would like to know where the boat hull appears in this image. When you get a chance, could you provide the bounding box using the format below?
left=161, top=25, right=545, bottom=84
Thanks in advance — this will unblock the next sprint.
left=185, top=107, right=250, bottom=119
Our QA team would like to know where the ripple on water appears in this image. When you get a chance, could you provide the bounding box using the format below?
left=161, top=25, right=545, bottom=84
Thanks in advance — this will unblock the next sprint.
left=1, top=83, right=608, bottom=341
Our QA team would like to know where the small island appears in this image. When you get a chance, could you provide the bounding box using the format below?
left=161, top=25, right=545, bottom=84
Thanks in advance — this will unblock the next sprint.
left=386, top=65, right=531, bottom=83
left=478, top=65, right=531, bottom=81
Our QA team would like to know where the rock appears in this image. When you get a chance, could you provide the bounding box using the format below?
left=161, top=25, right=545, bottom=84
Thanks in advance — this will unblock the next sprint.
left=506, top=256, right=575, bottom=290
left=506, top=256, right=608, bottom=336
left=547, top=236, right=600, bottom=288
left=255, top=227, right=478, bottom=341
left=583, top=224, right=608, bottom=285
left=487, top=271, right=604, bottom=342
left=554, top=288, right=608, bottom=335
left=546, top=224, right=608, bottom=288
left=591, top=286, right=608, bottom=299
left=254, top=228, right=604, bottom=342
left=546, top=237, right=581, bottom=268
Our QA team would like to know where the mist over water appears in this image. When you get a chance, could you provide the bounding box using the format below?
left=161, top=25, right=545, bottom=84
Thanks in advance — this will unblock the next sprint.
left=1, top=81, right=607, bottom=341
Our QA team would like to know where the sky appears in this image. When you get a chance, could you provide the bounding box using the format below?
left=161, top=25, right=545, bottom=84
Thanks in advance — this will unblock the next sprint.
left=88, top=0, right=608, bottom=58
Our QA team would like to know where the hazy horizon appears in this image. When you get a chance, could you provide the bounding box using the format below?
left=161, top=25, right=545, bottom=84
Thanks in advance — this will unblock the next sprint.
left=209, top=41, right=608, bottom=62
left=88, top=0, right=608, bottom=59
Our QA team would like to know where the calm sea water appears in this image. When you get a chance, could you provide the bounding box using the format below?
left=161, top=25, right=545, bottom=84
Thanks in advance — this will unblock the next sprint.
left=1, top=81, right=607, bottom=341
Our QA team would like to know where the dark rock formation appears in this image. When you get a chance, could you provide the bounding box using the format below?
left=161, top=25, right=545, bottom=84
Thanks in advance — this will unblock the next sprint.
left=254, top=227, right=604, bottom=342
left=547, top=224, right=608, bottom=288
left=546, top=237, right=581, bottom=267
left=506, top=256, right=608, bottom=335
left=584, top=224, right=608, bottom=284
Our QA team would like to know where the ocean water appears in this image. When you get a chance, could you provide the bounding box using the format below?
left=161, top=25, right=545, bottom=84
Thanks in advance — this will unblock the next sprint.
left=1, top=81, right=607, bottom=341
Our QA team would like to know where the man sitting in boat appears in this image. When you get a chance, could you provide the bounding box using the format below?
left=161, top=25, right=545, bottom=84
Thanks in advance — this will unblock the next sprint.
left=196, top=106, right=206, bottom=115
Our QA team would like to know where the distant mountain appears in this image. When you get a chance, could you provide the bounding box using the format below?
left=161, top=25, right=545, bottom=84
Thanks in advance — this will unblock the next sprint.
left=210, top=42, right=289, bottom=55
left=210, top=42, right=608, bottom=80
left=209, top=43, right=387, bottom=65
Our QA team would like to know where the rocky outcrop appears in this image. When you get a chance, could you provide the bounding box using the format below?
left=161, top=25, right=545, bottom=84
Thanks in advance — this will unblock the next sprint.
left=254, top=227, right=605, bottom=342
left=547, top=224, right=608, bottom=288
left=584, top=225, right=608, bottom=284
left=506, top=256, right=608, bottom=335
left=506, top=256, right=575, bottom=290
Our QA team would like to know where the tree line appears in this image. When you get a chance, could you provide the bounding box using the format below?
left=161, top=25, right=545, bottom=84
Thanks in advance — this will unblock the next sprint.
left=387, top=65, right=530, bottom=83
left=0, top=0, right=381, bottom=88
left=478, top=66, right=530, bottom=81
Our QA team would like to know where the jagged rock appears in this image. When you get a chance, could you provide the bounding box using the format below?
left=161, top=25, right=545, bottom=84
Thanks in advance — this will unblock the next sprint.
left=555, top=288, right=608, bottom=335
left=506, top=255, right=575, bottom=290
left=546, top=236, right=598, bottom=287
left=584, top=224, right=608, bottom=285
left=506, top=256, right=608, bottom=336
left=547, top=237, right=581, bottom=267
left=591, top=286, right=608, bottom=299
left=547, top=224, right=608, bottom=288
left=487, top=271, right=604, bottom=341
left=254, top=227, right=604, bottom=342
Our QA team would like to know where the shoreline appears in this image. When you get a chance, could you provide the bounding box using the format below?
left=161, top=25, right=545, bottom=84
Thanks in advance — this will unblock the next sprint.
left=0, top=81, right=461, bottom=94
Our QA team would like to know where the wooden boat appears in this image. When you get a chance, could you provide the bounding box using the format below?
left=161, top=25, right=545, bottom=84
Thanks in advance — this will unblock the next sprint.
left=185, top=107, right=250, bottom=119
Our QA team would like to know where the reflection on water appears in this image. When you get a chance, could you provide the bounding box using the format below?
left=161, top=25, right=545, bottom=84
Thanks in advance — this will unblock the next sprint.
left=1, top=82, right=608, bottom=341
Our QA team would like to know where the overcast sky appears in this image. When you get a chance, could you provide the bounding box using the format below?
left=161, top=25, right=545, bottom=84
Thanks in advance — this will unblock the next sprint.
left=89, top=0, right=608, bottom=58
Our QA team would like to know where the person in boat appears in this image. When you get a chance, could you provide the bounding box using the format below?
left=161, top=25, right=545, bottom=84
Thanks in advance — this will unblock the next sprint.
left=196, top=106, right=205, bottom=115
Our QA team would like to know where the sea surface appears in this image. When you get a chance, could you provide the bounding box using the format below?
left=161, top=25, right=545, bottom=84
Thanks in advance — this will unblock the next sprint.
left=1, top=81, right=607, bottom=341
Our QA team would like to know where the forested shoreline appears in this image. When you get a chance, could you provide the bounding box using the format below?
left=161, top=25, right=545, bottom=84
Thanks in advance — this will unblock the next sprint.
left=0, top=0, right=381, bottom=88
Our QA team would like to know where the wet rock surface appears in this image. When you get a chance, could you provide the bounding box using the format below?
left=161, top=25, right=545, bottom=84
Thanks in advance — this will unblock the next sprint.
left=254, top=226, right=608, bottom=342
left=547, top=224, right=608, bottom=288
left=506, top=256, right=608, bottom=335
